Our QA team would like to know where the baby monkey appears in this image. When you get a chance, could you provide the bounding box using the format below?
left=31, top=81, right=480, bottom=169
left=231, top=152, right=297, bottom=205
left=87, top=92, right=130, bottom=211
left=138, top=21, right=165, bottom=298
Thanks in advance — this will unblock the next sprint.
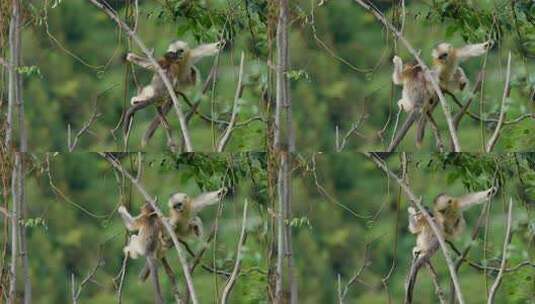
left=127, top=40, right=224, bottom=106
left=118, top=202, right=165, bottom=303
left=118, top=202, right=163, bottom=259
left=392, top=56, right=435, bottom=113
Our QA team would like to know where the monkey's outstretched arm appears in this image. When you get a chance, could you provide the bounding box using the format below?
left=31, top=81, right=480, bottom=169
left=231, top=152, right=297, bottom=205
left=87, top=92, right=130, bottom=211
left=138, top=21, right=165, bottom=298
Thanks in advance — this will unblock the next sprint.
left=118, top=206, right=141, bottom=231
left=126, top=53, right=157, bottom=71
left=392, top=56, right=404, bottom=85
left=456, top=41, right=493, bottom=60
left=458, top=187, right=497, bottom=209
left=191, top=187, right=227, bottom=213
left=190, top=42, right=223, bottom=64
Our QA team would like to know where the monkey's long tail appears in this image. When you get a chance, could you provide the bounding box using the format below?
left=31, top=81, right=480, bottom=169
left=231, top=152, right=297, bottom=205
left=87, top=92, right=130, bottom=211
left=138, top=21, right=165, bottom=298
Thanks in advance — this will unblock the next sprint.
left=415, top=115, right=427, bottom=149
left=404, top=253, right=428, bottom=304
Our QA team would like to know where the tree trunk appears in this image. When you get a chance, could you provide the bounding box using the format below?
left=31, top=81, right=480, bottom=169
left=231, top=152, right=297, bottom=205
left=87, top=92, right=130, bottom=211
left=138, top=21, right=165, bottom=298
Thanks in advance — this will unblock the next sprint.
left=7, top=0, right=31, bottom=303
left=274, top=0, right=297, bottom=303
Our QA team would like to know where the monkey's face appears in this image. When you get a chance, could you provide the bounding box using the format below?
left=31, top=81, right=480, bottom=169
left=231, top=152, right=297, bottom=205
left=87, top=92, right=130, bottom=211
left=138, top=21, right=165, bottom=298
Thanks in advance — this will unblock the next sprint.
left=165, top=40, right=190, bottom=62
left=168, top=192, right=190, bottom=214
left=433, top=193, right=457, bottom=213
left=432, top=43, right=452, bottom=64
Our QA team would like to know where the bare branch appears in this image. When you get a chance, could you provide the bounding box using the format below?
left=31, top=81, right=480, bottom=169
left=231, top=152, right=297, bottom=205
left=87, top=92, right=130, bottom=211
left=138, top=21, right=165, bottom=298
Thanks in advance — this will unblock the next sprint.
left=217, top=52, right=245, bottom=152
left=486, top=52, right=512, bottom=152
left=364, top=152, right=465, bottom=304
left=72, top=254, right=103, bottom=304
left=337, top=243, right=370, bottom=303
left=99, top=153, right=199, bottom=304
left=452, top=73, right=483, bottom=128
left=220, top=199, right=248, bottom=304
left=386, top=111, right=421, bottom=152
left=67, top=87, right=115, bottom=151
left=426, top=262, right=446, bottom=304
left=87, top=0, right=194, bottom=151
left=487, top=198, right=513, bottom=303
left=335, top=114, right=368, bottom=152
left=354, top=1, right=461, bottom=151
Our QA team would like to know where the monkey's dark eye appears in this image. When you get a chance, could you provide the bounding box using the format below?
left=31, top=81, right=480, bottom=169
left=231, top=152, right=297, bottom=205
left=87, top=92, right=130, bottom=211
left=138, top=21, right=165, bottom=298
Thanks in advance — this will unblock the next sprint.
left=174, top=202, right=183, bottom=209
left=176, top=49, right=184, bottom=54
left=448, top=200, right=452, bottom=204
left=438, top=53, right=448, bottom=60
left=164, top=52, right=179, bottom=61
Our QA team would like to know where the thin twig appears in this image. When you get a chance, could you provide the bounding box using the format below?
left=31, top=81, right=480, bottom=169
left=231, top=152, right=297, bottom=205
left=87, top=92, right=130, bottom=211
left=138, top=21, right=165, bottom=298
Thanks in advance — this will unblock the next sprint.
left=486, top=52, right=512, bottom=152
left=452, top=73, right=483, bottom=129
left=364, top=152, right=465, bottom=304
left=88, top=0, right=193, bottom=151
left=354, top=0, right=461, bottom=151
left=426, top=262, right=447, bottom=304
left=487, top=198, right=513, bottom=303
left=99, top=153, right=199, bottom=304
left=220, top=199, right=248, bottom=304
left=68, top=86, right=115, bottom=151
left=386, top=111, right=421, bottom=152
left=72, top=254, right=103, bottom=304
left=338, top=243, right=371, bottom=303
left=335, top=114, right=368, bottom=152
left=217, top=52, right=245, bottom=152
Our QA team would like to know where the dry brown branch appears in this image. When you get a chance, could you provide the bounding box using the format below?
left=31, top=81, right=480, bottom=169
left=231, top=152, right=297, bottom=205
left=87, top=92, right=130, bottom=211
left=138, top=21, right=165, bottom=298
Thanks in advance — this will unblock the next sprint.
left=487, top=198, right=513, bottom=303
left=364, top=152, right=465, bottom=304
left=354, top=0, right=461, bottom=151
left=220, top=199, right=248, bottom=304
left=99, top=153, right=199, bottom=304
left=486, top=52, right=512, bottom=152
left=88, top=0, right=193, bottom=151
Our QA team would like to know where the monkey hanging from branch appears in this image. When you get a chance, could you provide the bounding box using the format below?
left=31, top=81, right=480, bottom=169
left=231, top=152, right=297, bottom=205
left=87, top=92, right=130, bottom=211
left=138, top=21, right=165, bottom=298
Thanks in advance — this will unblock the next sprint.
left=404, top=186, right=498, bottom=303
left=137, top=187, right=228, bottom=282
left=118, top=202, right=165, bottom=304
left=391, top=55, right=438, bottom=149
left=389, top=40, right=493, bottom=151
left=415, top=40, right=494, bottom=147
left=123, top=39, right=224, bottom=149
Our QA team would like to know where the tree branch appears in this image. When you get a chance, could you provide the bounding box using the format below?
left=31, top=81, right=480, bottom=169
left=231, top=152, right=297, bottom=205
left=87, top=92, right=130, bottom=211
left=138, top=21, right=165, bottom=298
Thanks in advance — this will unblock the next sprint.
left=486, top=52, right=512, bottom=152
left=220, top=199, right=248, bottom=304
left=217, top=52, right=245, bottom=152
left=487, top=198, right=513, bottom=303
